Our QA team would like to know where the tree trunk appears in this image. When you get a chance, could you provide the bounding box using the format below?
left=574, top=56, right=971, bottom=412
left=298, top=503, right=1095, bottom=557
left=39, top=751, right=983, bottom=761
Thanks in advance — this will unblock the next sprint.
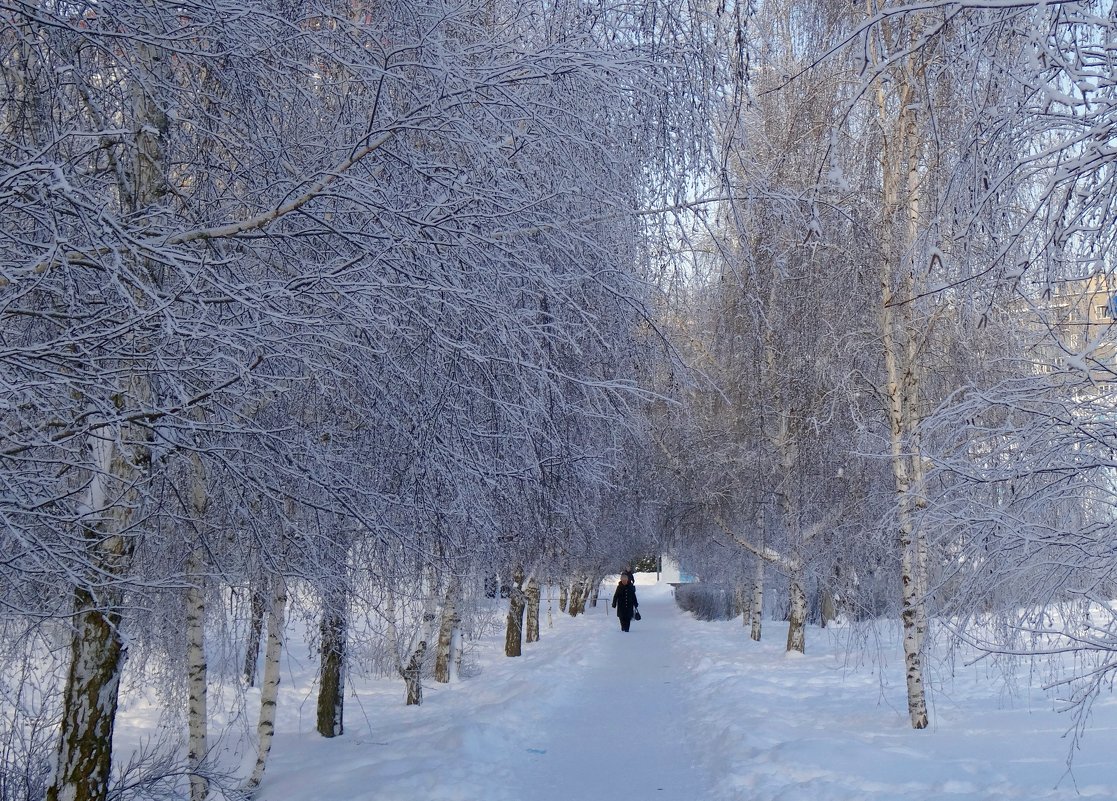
left=589, top=579, right=601, bottom=608
left=47, top=23, right=167, bottom=790
left=186, top=455, right=209, bottom=801
left=776, top=406, right=806, bottom=655
left=871, top=20, right=933, bottom=723
left=48, top=421, right=144, bottom=801
left=558, top=582, right=569, bottom=614
left=821, top=589, right=838, bottom=628
left=396, top=579, right=438, bottom=706
left=316, top=589, right=346, bottom=737
left=449, top=626, right=464, bottom=683
left=785, top=566, right=807, bottom=654
left=244, top=582, right=267, bottom=687
left=244, top=573, right=287, bottom=790
left=750, top=558, right=764, bottom=642
left=434, top=578, right=460, bottom=683
left=568, top=577, right=585, bottom=616
left=504, top=569, right=526, bottom=657
left=581, top=577, right=595, bottom=609
left=46, top=588, right=127, bottom=801
left=185, top=549, right=208, bottom=801
left=868, top=1, right=931, bottom=727
left=899, top=528, right=929, bottom=728
left=524, top=578, right=541, bottom=643
left=403, top=640, right=427, bottom=706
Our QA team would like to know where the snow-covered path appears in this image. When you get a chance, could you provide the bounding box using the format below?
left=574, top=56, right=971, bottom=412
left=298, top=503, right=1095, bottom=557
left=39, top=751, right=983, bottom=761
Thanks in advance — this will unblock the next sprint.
left=504, top=583, right=707, bottom=799
left=240, top=581, right=709, bottom=801
left=169, top=576, right=1117, bottom=801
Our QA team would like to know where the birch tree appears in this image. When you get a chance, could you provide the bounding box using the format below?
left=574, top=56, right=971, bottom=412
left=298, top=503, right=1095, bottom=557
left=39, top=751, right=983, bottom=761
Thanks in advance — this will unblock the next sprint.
left=1, top=0, right=739, bottom=794
left=903, top=0, right=1117, bottom=735
left=657, top=0, right=889, bottom=655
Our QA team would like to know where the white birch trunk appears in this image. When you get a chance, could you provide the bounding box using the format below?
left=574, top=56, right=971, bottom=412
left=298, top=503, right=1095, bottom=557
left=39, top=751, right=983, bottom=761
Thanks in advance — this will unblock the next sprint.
left=785, top=564, right=807, bottom=654
left=244, top=573, right=287, bottom=791
left=736, top=585, right=749, bottom=627
left=588, top=579, right=601, bottom=608
left=434, top=578, right=460, bottom=683
left=244, top=582, right=266, bottom=687
left=185, top=550, right=208, bottom=801
left=524, top=577, right=541, bottom=644
left=186, top=456, right=209, bottom=801
left=504, top=568, right=526, bottom=657
left=776, top=408, right=807, bottom=654
left=868, top=0, right=930, bottom=728
left=399, top=581, right=439, bottom=706
left=48, top=431, right=141, bottom=801
left=750, top=557, right=764, bottom=642
left=47, top=16, right=167, bottom=798
left=568, top=577, right=585, bottom=617
left=449, top=627, right=463, bottom=683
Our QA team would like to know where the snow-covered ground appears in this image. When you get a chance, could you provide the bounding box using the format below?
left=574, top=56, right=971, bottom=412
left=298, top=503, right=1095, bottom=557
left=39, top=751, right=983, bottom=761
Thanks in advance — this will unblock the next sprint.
left=117, top=575, right=1117, bottom=800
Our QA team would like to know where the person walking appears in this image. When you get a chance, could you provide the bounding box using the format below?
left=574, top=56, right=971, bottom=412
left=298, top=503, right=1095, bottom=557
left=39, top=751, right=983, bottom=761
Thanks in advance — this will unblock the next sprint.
left=611, top=571, right=639, bottom=632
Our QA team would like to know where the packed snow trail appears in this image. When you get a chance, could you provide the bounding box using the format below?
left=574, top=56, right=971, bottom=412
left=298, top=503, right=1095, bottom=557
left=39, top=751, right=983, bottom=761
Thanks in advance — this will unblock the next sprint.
left=182, top=575, right=1117, bottom=801
left=503, top=582, right=707, bottom=800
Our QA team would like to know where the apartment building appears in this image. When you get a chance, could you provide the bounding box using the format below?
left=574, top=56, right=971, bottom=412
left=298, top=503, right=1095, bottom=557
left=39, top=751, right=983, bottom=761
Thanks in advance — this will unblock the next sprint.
left=1015, top=272, right=1117, bottom=382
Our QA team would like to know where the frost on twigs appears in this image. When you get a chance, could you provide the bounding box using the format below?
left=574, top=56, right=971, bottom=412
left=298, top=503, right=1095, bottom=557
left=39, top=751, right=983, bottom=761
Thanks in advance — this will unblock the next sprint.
left=0, top=0, right=753, bottom=794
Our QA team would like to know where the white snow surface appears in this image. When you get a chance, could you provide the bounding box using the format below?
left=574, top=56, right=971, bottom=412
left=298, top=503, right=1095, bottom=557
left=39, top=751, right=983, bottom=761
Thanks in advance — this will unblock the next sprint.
left=117, top=576, right=1117, bottom=800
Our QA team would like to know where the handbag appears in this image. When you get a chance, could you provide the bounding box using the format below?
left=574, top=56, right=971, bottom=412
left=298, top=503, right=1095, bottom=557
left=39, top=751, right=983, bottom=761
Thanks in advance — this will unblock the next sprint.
left=634, top=610, right=641, bottom=621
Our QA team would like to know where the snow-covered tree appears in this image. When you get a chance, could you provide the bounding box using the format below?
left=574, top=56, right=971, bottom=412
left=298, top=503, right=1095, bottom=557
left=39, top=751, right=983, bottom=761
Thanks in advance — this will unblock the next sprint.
left=0, top=1, right=733, bottom=796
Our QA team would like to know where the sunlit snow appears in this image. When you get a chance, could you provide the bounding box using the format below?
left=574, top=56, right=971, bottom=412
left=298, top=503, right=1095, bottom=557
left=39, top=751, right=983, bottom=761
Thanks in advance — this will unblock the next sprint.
left=114, top=576, right=1117, bottom=801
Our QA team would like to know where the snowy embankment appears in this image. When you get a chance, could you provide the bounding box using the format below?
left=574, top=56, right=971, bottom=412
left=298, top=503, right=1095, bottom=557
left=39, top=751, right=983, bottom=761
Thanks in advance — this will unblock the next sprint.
left=115, top=576, right=1117, bottom=801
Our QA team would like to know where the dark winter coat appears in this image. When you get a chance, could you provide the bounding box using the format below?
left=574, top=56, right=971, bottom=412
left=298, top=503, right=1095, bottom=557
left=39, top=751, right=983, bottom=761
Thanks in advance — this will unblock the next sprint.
left=611, top=582, right=639, bottom=619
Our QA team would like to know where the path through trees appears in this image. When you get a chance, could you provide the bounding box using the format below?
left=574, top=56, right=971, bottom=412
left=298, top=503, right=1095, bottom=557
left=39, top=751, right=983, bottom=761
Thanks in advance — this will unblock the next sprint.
left=236, top=580, right=1116, bottom=801
left=505, top=585, right=707, bottom=799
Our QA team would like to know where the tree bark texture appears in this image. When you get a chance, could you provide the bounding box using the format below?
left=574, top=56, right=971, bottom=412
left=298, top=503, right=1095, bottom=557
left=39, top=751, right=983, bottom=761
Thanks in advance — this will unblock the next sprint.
left=396, top=580, right=438, bottom=706
left=868, top=1, right=930, bottom=727
left=736, top=585, right=749, bottom=626
left=750, top=558, right=764, bottom=642
left=244, top=582, right=267, bottom=687
left=568, top=577, right=585, bottom=616
left=48, top=425, right=143, bottom=801
left=776, top=407, right=806, bottom=654
left=46, top=589, right=126, bottom=801
left=186, top=454, right=209, bottom=801
left=185, top=549, right=209, bottom=801
left=47, top=22, right=168, bottom=792
left=581, top=577, right=595, bottom=610
left=504, top=569, right=526, bottom=657
left=46, top=30, right=172, bottom=796
left=244, top=573, right=287, bottom=790
left=449, top=627, right=463, bottom=683
left=785, top=566, right=807, bottom=654
left=589, top=579, right=601, bottom=608
left=435, top=579, right=460, bottom=683
left=403, top=640, right=427, bottom=706
left=316, top=597, right=346, bottom=737
left=524, top=578, right=541, bottom=643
